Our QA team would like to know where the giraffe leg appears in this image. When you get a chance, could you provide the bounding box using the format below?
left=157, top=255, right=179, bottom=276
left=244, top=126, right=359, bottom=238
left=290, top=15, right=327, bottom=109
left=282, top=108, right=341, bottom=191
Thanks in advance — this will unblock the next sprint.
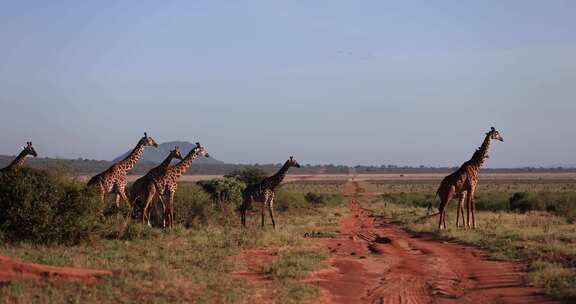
left=456, top=193, right=466, bottom=228
left=170, top=192, right=175, bottom=228
left=120, top=189, right=131, bottom=209
left=240, top=202, right=247, bottom=227
left=261, top=200, right=266, bottom=228
left=471, top=195, right=477, bottom=229
left=142, top=193, right=155, bottom=226
left=241, top=196, right=252, bottom=227
left=455, top=194, right=461, bottom=228
left=466, top=188, right=476, bottom=228
left=114, top=194, right=121, bottom=209
left=164, top=192, right=175, bottom=228
left=438, top=190, right=453, bottom=230
left=438, top=205, right=446, bottom=231
left=157, top=192, right=167, bottom=228
left=465, top=195, right=470, bottom=229
left=99, top=191, right=105, bottom=206
left=267, top=197, right=277, bottom=230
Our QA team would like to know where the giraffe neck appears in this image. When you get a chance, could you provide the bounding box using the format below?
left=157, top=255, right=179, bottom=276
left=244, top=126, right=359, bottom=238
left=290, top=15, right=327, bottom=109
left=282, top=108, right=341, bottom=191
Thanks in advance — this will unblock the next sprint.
left=168, top=151, right=199, bottom=179
left=116, top=141, right=146, bottom=172
left=261, top=161, right=291, bottom=189
left=157, top=153, right=176, bottom=171
left=6, top=150, right=29, bottom=169
left=468, top=134, right=491, bottom=169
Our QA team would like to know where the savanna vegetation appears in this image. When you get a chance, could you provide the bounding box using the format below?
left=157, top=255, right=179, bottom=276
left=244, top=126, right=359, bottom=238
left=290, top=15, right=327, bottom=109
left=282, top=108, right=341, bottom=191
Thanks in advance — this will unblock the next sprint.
left=369, top=192, right=576, bottom=301
left=0, top=166, right=346, bottom=304
left=2, top=163, right=575, bottom=303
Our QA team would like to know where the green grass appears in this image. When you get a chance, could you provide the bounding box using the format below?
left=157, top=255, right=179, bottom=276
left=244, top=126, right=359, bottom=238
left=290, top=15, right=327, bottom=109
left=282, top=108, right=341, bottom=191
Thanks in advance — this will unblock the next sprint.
left=369, top=179, right=576, bottom=194
left=0, top=185, right=347, bottom=304
left=262, top=249, right=329, bottom=304
left=265, top=250, right=328, bottom=281
left=379, top=191, right=576, bottom=222
left=367, top=198, right=576, bottom=301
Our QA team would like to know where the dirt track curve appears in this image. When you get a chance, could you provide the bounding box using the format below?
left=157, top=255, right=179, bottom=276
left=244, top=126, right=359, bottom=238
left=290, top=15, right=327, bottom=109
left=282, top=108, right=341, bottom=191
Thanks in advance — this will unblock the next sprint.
left=309, top=180, right=559, bottom=304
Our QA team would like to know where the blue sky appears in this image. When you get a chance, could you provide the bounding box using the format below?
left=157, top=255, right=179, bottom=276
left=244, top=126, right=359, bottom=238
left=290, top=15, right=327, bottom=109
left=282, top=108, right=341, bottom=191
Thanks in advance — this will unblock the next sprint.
left=1, top=1, right=575, bottom=167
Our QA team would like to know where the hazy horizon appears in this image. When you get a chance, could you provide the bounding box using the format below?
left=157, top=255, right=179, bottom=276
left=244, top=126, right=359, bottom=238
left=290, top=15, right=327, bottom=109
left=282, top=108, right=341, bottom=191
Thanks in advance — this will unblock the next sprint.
left=1, top=1, right=575, bottom=167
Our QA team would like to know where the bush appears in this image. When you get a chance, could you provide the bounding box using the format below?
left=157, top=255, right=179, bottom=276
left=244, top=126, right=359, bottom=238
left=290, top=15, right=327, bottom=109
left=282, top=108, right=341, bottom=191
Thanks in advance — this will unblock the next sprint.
left=275, top=189, right=308, bottom=212
left=225, top=167, right=267, bottom=185
left=509, top=192, right=544, bottom=213
left=304, top=192, right=323, bottom=205
left=304, top=192, right=344, bottom=207
left=197, top=177, right=245, bottom=207
left=0, top=167, right=103, bottom=244
left=474, top=192, right=510, bottom=211
left=381, top=192, right=434, bottom=208
left=174, top=183, right=218, bottom=228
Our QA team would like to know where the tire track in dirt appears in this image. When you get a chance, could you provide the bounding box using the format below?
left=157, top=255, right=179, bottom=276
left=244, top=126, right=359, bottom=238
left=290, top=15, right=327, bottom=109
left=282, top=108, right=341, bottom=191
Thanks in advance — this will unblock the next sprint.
left=308, top=179, right=559, bottom=304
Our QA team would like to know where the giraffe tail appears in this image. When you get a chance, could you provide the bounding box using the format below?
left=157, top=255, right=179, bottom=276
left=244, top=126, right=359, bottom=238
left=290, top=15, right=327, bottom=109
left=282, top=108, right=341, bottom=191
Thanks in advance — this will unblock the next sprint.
left=417, top=191, right=441, bottom=222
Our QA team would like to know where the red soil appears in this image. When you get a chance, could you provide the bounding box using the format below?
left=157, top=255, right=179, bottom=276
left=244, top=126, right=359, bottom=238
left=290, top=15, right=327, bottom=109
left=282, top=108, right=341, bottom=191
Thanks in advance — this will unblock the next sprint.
left=231, top=246, right=280, bottom=303
left=308, top=180, right=560, bottom=304
left=0, top=255, right=111, bottom=283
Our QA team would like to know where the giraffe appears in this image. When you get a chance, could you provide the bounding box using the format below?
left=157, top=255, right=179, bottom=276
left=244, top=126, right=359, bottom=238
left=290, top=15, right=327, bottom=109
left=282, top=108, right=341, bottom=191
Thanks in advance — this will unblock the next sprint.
left=142, top=142, right=209, bottom=228
left=0, top=142, right=38, bottom=172
left=87, top=133, right=158, bottom=209
left=435, top=127, right=503, bottom=230
left=240, top=156, right=301, bottom=229
left=129, top=146, right=184, bottom=226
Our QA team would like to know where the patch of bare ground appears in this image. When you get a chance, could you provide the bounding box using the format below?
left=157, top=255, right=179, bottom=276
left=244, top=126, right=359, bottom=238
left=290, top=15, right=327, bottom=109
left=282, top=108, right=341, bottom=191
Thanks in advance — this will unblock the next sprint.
left=306, top=180, right=560, bottom=304
left=0, top=255, right=111, bottom=284
left=231, top=247, right=280, bottom=303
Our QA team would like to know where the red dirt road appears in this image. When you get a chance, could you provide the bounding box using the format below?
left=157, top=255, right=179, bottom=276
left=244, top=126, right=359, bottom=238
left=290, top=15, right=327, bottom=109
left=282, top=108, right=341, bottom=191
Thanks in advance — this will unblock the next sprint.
left=0, top=255, right=111, bottom=283
left=309, top=180, right=559, bottom=304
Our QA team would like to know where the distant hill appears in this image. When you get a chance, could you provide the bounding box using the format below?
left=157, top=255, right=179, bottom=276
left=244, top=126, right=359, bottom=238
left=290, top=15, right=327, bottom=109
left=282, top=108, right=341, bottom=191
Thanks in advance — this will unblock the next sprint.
left=113, top=141, right=224, bottom=165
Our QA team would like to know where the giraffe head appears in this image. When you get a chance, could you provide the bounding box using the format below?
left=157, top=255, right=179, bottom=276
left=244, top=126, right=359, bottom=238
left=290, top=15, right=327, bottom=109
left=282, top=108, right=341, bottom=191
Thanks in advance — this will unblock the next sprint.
left=171, top=146, right=184, bottom=161
left=487, top=127, right=504, bottom=142
left=140, top=132, right=159, bottom=147
left=287, top=156, right=301, bottom=168
left=192, top=142, right=210, bottom=158
left=23, top=142, right=38, bottom=157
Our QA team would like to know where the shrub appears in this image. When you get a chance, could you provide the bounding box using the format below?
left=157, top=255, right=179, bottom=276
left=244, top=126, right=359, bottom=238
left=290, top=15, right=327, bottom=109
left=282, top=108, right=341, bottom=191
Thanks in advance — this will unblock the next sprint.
left=304, top=192, right=344, bottom=207
left=474, top=192, right=510, bottom=211
left=174, top=183, right=217, bottom=228
left=0, top=168, right=103, bottom=244
left=381, top=192, right=434, bottom=208
left=304, top=192, right=323, bottom=205
left=225, top=167, right=267, bottom=185
left=197, top=177, right=245, bottom=207
left=275, top=189, right=308, bottom=212
left=509, top=192, right=543, bottom=213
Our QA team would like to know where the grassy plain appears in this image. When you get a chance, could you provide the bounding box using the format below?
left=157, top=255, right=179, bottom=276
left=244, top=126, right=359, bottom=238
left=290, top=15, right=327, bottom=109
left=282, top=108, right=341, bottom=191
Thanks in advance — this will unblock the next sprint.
left=1, top=172, right=575, bottom=303
left=284, top=175, right=576, bottom=301
left=0, top=181, right=347, bottom=304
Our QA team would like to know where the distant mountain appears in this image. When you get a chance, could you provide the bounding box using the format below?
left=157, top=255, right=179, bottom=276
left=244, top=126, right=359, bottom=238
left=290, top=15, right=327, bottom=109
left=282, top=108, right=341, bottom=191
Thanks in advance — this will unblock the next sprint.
left=113, top=141, right=225, bottom=165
